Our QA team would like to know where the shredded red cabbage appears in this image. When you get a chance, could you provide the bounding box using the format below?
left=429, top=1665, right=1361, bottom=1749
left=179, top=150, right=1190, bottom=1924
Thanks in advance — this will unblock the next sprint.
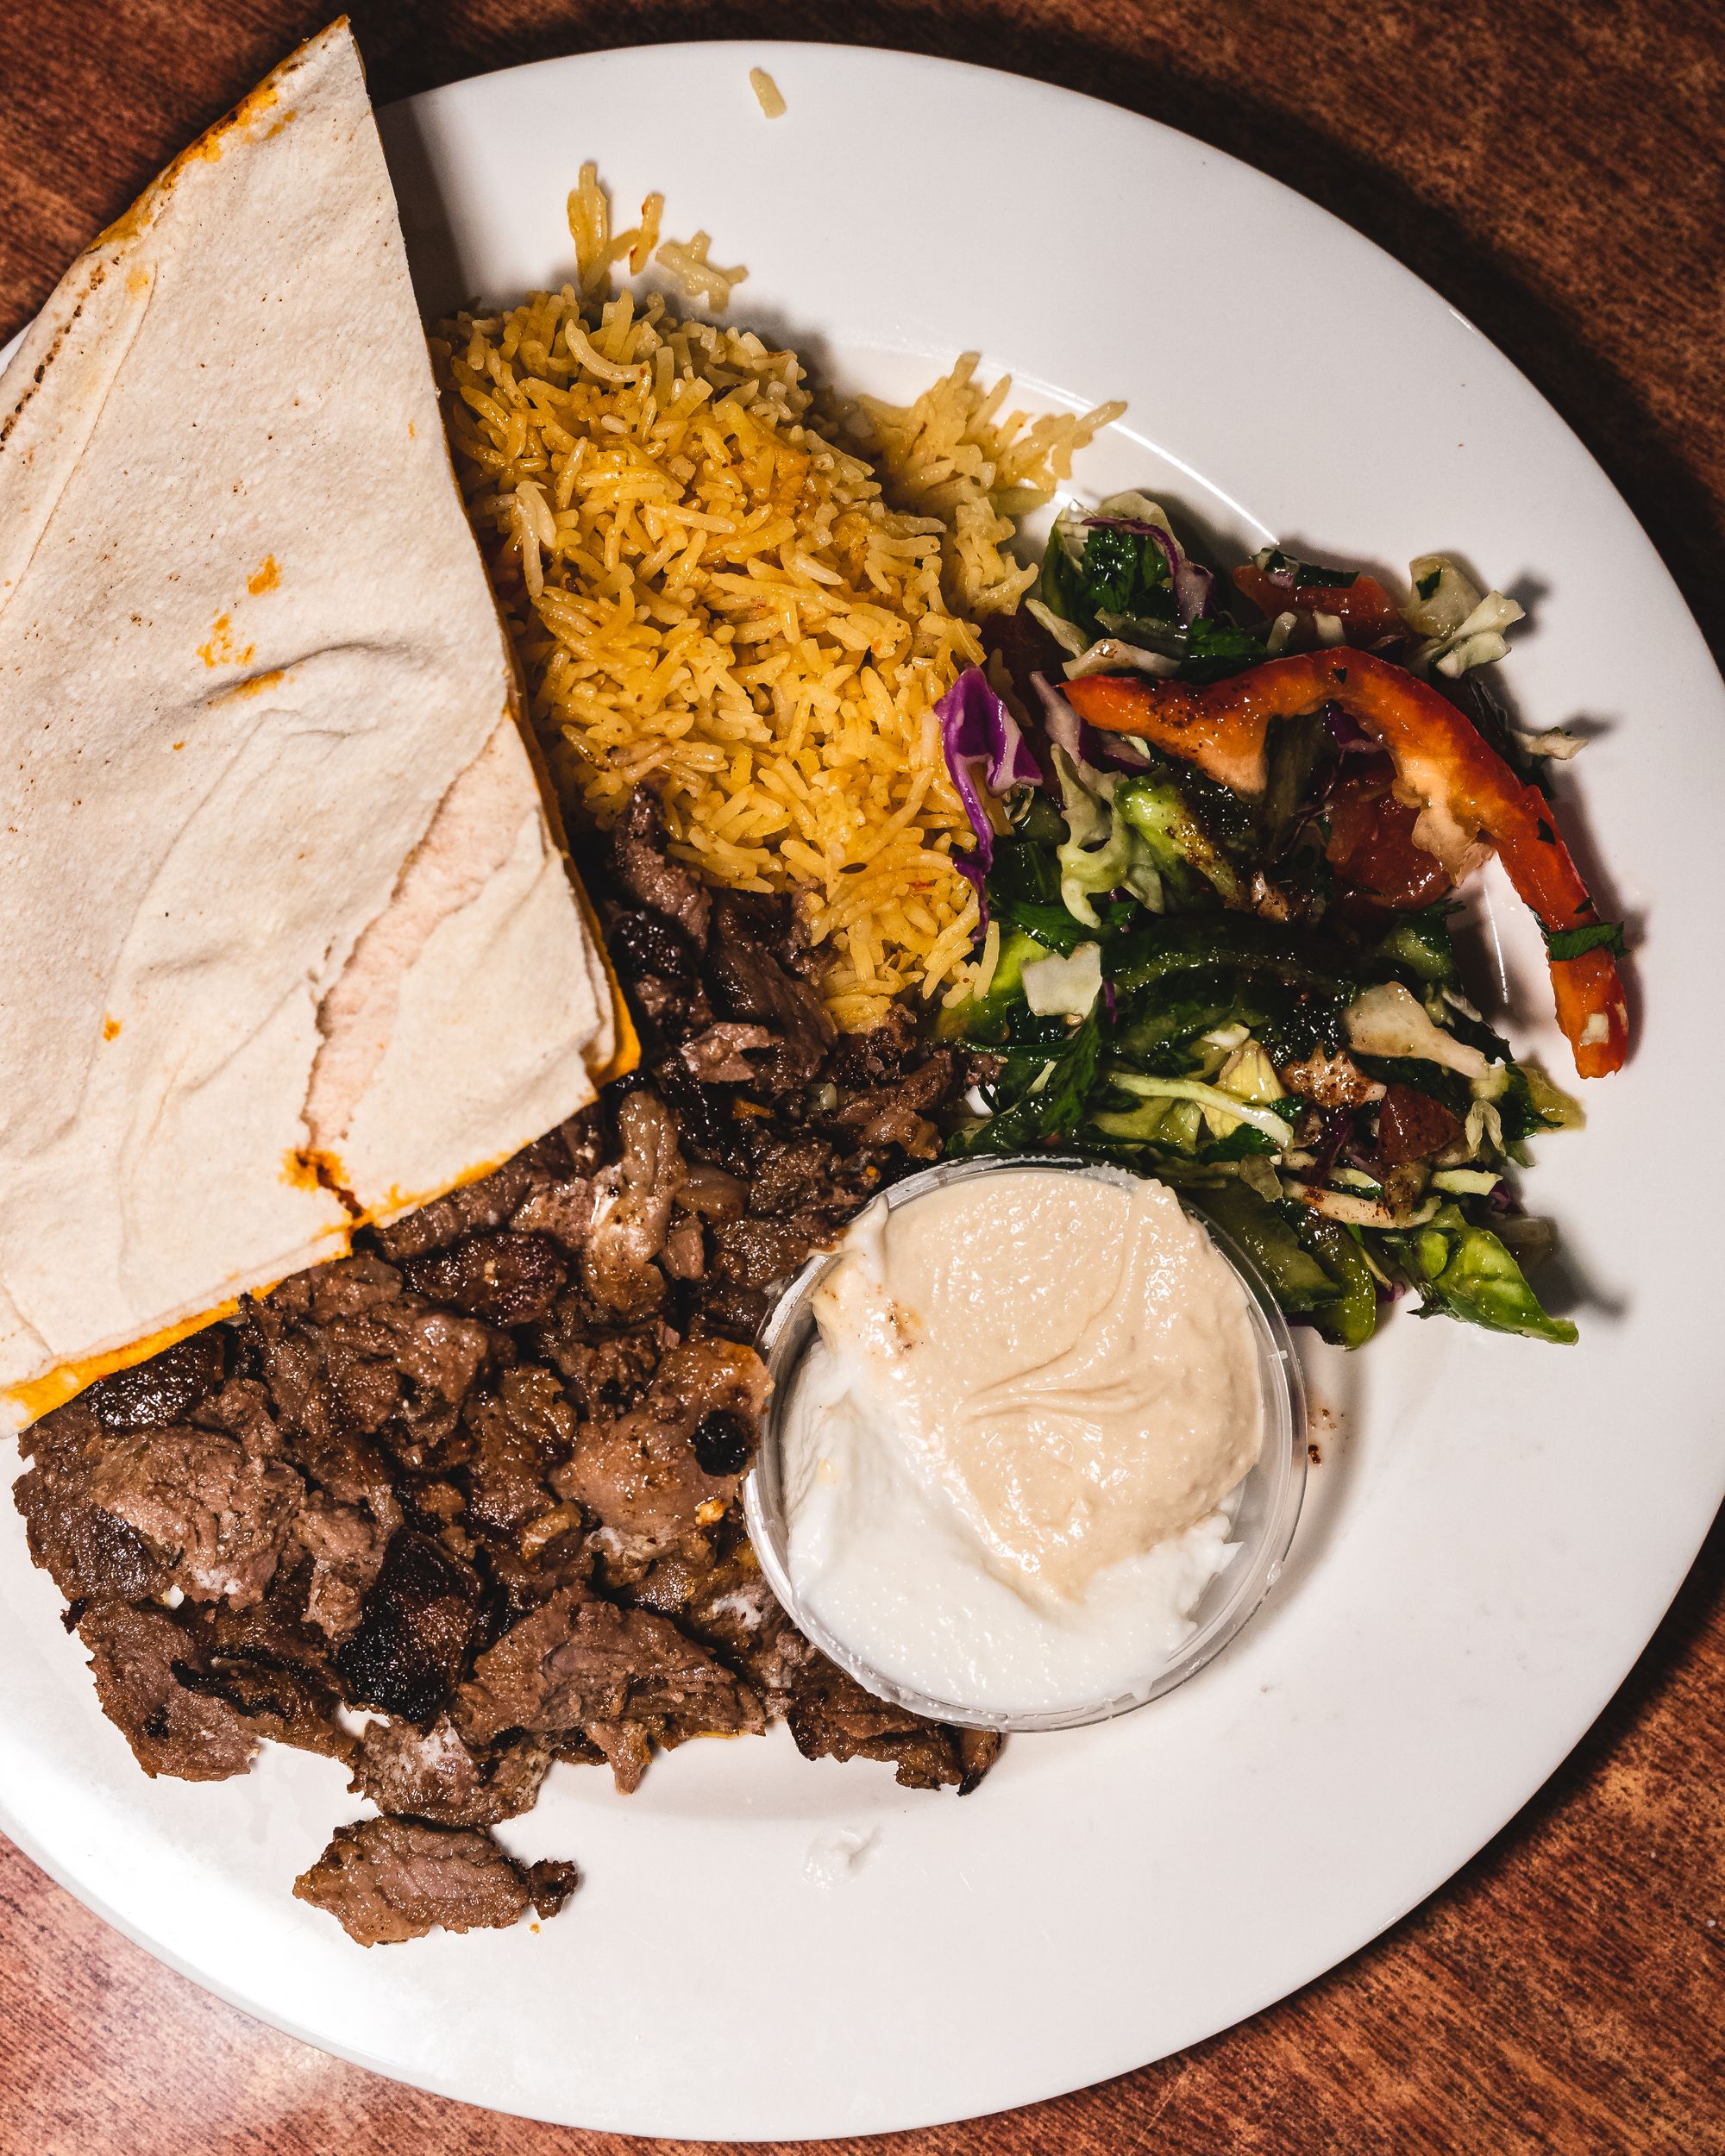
left=1251, top=557, right=1297, bottom=597
left=1032, top=673, right=1084, bottom=768
left=936, top=667, right=1042, bottom=894
left=1032, top=674, right=1151, bottom=774
left=1308, top=1110, right=1353, bottom=1183
left=1284, top=707, right=1377, bottom=849
left=1325, top=704, right=1376, bottom=751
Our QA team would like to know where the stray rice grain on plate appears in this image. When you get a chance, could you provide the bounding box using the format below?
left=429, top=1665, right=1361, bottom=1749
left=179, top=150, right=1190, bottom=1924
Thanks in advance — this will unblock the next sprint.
left=436, top=178, right=1121, bottom=1029
left=750, top=67, right=787, bottom=118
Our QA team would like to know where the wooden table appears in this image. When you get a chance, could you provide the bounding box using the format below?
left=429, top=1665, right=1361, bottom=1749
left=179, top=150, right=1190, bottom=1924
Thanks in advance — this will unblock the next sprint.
left=2, top=3, right=1722, bottom=2148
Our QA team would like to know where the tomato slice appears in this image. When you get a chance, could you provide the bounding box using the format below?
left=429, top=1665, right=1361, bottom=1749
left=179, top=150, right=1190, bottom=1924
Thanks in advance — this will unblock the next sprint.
left=1325, top=768, right=1452, bottom=909
left=1233, top=565, right=1408, bottom=645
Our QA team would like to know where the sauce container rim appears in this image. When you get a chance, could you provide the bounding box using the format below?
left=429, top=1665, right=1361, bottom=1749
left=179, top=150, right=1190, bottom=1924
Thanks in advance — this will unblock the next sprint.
left=742, top=1153, right=1308, bottom=1734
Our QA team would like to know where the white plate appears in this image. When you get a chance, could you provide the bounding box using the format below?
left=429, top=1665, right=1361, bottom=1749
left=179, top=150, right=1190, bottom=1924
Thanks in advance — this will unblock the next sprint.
left=3, top=40, right=1721, bottom=2143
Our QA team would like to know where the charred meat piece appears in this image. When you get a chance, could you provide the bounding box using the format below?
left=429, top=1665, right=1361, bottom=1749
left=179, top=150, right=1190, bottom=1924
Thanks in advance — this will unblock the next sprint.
left=287, top=1414, right=399, bottom=1525
left=299, top=1253, right=414, bottom=1324
left=293, top=1816, right=577, bottom=1946
left=709, top=1216, right=816, bottom=1291
left=14, top=1401, right=167, bottom=1605
left=349, top=1715, right=550, bottom=1829
left=463, top=1364, right=578, bottom=1545
left=17, top=1383, right=300, bottom=1614
left=530, top=1860, right=582, bottom=1918
left=661, top=1213, right=706, bottom=1282
left=479, top=1520, right=593, bottom=1623
left=190, top=1376, right=284, bottom=1459
left=706, top=890, right=834, bottom=1094
left=342, top=1314, right=492, bottom=1467
left=373, top=1156, right=539, bottom=1263
left=168, top=1641, right=352, bottom=1763
left=83, top=1421, right=301, bottom=1609
left=510, top=1176, right=598, bottom=1251
left=786, top=1659, right=1000, bottom=1793
left=236, top=1294, right=337, bottom=1458
left=649, top=1053, right=735, bottom=1160
left=236, top=1311, right=401, bottom=1520
left=323, top=1269, right=492, bottom=1465
left=630, top=971, right=717, bottom=1056
left=555, top=1338, right=768, bottom=1562
left=78, top=1601, right=261, bottom=1782
left=680, top=1022, right=773, bottom=1085
left=685, top=1282, right=771, bottom=1345
left=193, top=1568, right=353, bottom=1760
left=581, top=1718, right=656, bottom=1793
left=246, top=1258, right=493, bottom=1470
left=675, top=1558, right=814, bottom=1712
left=824, top=1002, right=921, bottom=1089
left=16, top=1489, right=161, bottom=1608
left=538, top=1307, right=671, bottom=1419
left=744, top=1131, right=839, bottom=1219
left=580, top=1090, right=685, bottom=1317
left=605, top=907, right=701, bottom=984
left=293, top=1490, right=397, bottom=1642
left=607, top=787, right=712, bottom=946
left=82, top=1327, right=229, bottom=1432
left=368, top=1134, right=572, bottom=1263
left=455, top=1588, right=764, bottom=1752
left=403, top=1231, right=568, bottom=1327
left=335, top=1528, right=483, bottom=1723
left=829, top=1047, right=958, bottom=1160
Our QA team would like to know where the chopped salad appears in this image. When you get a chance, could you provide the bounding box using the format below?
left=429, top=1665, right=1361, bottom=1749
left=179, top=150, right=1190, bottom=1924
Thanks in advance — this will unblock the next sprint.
left=933, top=496, right=1631, bottom=1348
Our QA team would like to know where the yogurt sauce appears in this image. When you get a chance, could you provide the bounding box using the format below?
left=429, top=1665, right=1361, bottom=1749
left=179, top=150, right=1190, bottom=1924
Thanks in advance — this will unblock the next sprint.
left=779, top=1168, right=1264, bottom=1714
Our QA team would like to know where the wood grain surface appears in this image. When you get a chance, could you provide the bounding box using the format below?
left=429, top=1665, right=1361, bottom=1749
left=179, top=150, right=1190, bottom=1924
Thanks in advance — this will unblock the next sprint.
left=2, top=3, right=1722, bottom=2150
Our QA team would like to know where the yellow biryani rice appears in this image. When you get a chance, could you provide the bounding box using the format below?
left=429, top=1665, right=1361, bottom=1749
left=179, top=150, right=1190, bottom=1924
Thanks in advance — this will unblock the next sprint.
left=435, top=183, right=1122, bottom=1030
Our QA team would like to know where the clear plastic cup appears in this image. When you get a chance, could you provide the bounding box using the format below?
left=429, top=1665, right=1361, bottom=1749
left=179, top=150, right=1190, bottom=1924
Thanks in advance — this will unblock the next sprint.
left=743, top=1154, right=1307, bottom=1733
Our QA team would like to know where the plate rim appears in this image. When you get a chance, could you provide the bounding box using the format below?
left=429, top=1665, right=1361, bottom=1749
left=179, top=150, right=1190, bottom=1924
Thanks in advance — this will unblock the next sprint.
left=2, top=34, right=1722, bottom=2142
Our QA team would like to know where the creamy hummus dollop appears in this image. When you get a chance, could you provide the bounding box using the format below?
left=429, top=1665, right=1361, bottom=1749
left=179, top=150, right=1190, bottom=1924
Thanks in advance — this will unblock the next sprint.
left=779, top=1169, right=1264, bottom=1714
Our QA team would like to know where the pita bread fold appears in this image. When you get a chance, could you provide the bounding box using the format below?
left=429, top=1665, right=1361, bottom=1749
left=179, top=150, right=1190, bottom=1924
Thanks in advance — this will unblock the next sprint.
left=0, top=20, right=630, bottom=1424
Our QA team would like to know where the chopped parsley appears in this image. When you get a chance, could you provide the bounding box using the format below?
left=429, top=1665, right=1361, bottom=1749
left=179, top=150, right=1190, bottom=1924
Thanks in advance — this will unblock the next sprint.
left=1544, top=921, right=1626, bottom=962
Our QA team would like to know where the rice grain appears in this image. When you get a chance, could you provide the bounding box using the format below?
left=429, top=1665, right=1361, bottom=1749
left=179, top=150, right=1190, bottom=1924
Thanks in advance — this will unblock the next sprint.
left=436, top=226, right=1119, bottom=1029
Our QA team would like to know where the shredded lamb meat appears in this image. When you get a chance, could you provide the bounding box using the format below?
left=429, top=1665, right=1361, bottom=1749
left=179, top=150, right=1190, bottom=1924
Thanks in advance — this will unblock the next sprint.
left=12, top=785, right=994, bottom=1944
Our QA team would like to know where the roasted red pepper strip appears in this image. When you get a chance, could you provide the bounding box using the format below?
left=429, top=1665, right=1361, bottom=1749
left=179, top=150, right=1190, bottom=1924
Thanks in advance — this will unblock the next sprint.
left=1233, top=564, right=1408, bottom=645
left=1064, top=651, right=1628, bottom=1078
left=1550, top=949, right=1627, bottom=1078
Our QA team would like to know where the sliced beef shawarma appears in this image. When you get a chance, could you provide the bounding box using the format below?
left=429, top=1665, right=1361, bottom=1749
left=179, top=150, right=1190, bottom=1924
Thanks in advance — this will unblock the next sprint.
left=349, top=1715, right=550, bottom=1829
left=455, top=1589, right=764, bottom=1751
left=786, top=1661, right=1000, bottom=1795
left=335, top=1530, right=483, bottom=1723
left=78, top=1601, right=262, bottom=1783
left=554, top=1338, right=769, bottom=1565
left=293, top=1816, right=577, bottom=1946
left=8, top=774, right=999, bottom=1947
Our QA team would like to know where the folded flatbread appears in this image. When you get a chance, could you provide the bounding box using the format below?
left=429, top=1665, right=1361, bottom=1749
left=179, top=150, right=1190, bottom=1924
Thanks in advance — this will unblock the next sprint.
left=0, top=20, right=630, bottom=1422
